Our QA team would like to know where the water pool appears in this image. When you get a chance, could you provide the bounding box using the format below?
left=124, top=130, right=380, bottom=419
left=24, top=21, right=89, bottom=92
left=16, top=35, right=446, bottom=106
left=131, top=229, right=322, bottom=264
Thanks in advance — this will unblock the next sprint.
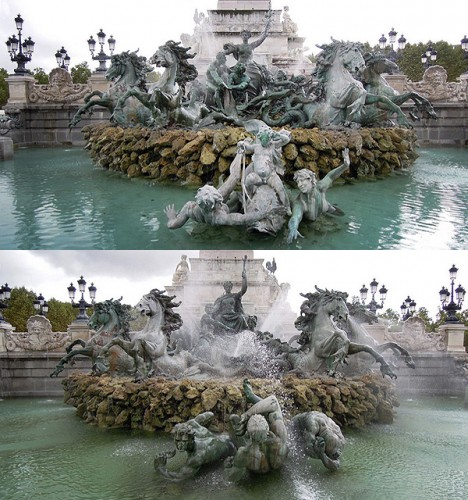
left=0, top=396, right=467, bottom=499
left=0, top=147, right=467, bottom=250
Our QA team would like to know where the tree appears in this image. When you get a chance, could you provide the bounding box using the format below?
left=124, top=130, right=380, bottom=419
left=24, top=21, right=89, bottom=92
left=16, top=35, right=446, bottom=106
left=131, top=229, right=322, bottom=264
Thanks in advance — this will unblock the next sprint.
left=0, top=68, right=9, bottom=107
left=46, top=299, right=76, bottom=332
left=3, top=287, right=36, bottom=332
left=32, top=67, right=49, bottom=84
left=398, top=41, right=467, bottom=82
left=146, top=70, right=162, bottom=84
left=71, top=61, right=91, bottom=84
left=378, top=308, right=400, bottom=324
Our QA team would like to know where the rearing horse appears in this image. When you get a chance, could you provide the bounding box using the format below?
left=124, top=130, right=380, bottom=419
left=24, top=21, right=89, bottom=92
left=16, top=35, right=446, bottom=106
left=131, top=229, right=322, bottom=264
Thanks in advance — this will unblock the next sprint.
left=69, top=50, right=153, bottom=128
left=97, top=289, right=183, bottom=381
left=115, top=40, right=206, bottom=128
left=49, top=298, right=133, bottom=378
left=305, top=40, right=412, bottom=129
left=288, top=287, right=397, bottom=378
left=361, top=52, right=438, bottom=122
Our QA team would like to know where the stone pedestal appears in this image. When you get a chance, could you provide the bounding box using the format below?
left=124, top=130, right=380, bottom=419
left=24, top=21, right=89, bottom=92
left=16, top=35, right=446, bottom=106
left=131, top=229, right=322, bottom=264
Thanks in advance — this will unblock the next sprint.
left=88, top=72, right=111, bottom=94
left=438, top=323, right=467, bottom=353
left=0, top=321, right=15, bottom=352
left=6, top=74, right=36, bottom=105
left=0, top=137, right=14, bottom=160
left=67, top=321, right=92, bottom=342
left=361, top=323, right=387, bottom=343
left=385, top=73, right=408, bottom=94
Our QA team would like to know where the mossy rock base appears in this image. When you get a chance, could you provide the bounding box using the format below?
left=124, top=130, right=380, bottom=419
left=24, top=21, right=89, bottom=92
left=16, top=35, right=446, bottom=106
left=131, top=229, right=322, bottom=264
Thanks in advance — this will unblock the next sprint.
left=63, top=372, right=399, bottom=432
left=82, top=124, right=418, bottom=186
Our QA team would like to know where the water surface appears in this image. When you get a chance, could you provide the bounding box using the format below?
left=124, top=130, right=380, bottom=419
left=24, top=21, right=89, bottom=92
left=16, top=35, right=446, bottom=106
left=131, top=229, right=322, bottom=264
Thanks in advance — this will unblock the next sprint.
left=0, top=147, right=467, bottom=250
left=0, top=396, right=466, bottom=499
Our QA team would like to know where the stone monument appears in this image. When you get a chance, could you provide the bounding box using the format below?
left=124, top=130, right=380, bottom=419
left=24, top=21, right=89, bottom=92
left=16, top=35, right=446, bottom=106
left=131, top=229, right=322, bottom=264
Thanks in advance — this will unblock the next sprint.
left=181, top=1, right=313, bottom=78
left=165, top=250, right=296, bottom=339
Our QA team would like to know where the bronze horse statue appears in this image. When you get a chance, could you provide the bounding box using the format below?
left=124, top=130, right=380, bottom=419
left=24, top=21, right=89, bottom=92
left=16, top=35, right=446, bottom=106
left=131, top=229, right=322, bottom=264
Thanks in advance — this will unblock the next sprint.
left=50, top=298, right=134, bottom=378
left=69, top=50, right=153, bottom=128
left=286, top=287, right=400, bottom=378
left=361, top=52, right=437, bottom=123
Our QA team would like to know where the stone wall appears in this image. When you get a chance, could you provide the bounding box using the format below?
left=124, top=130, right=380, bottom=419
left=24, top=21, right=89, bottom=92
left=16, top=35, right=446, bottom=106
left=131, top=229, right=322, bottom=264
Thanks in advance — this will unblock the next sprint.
left=62, top=372, right=398, bottom=432
left=0, top=352, right=91, bottom=397
left=81, top=124, right=418, bottom=187
left=411, top=102, right=468, bottom=146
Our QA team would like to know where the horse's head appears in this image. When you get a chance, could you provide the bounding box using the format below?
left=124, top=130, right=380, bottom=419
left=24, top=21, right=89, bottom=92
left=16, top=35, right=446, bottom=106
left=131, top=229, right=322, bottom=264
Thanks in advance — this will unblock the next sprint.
left=106, top=51, right=151, bottom=85
left=89, top=298, right=130, bottom=335
left=364, top=52, right=398, bottom=76
left=337, top=42, right=366, bottom=77
left=150, top=46, right=174, bottom=68
left=347, top=301, right=378, bottom=324
left=137, top=292, right=162, bottom=317
left=314, top=286, right=349, bottom=322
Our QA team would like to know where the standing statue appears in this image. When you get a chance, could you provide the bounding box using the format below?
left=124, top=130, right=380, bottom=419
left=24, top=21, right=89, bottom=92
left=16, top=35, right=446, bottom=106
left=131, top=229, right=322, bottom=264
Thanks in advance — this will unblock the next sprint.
left=287, top=148, right=350, bottom=244
left=205, top=52, right=231, bottom=110
left=210, top=255, right=249, bottom=333
left=225, top=379, right=288, bottom=481
left=291, top=411, right=345, bottom=471
left=223, top=11, right=273, bottom=99
left=154, top=411, right=236, bottom=480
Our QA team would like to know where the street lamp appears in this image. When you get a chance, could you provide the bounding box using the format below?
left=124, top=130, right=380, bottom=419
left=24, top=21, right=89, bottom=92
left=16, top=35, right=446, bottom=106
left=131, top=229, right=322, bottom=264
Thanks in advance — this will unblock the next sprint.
left=359, top=279, right=388, bottom=313
left=400, top=296, right=417, bottom=321
left=5, top=14, right=35, bottom=75
left=55, top=46, right=71, bottom=70
left=461, top=35, right=468, bottom=72
left=421, top=43, right=437, bottom=68
left=378, top=28, right=406, bottom=63
left=68, top=276, right=97, bottom=321
left=87, top=29, right=116, bottom=72
left=0, top=283, right=12, bottom=323
left=33, top=293, right=49, bottom=316
left=439, top=265, right=465, bottom=323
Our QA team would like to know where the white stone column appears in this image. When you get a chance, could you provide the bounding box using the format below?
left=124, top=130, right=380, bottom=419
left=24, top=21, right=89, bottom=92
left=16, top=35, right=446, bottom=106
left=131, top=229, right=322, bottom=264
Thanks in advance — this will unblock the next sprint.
left=438, top=323, right=467, bottom=353
left=361, top=323, right=387, bottom=343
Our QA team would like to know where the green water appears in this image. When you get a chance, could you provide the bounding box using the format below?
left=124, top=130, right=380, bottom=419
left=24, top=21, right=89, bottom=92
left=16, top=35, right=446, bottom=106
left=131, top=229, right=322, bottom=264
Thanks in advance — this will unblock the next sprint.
left=0, top=147, right=467, bottom=250
left=0, top=397, right=466, bottom=499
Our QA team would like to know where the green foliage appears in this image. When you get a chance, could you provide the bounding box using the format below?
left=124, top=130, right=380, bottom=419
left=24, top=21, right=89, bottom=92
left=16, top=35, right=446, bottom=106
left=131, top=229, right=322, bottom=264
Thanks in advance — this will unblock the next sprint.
left=32, top=67, right=49, bottom=84
left=3, top=287, right=36, bottom=332
left=70, top=62, right=91, bottom=84
left=0, top=68, right=9, bottom=107
left=46, top=299, right=76, bottom=332
left=378, top=308, right=400, bottom=324
left=397, top=41, right=468, bottom=82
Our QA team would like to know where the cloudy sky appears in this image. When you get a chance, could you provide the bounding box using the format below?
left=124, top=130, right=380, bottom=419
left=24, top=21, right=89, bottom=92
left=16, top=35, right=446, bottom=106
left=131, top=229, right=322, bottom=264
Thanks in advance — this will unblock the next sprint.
left=1, top=0, right=467, bottom=73
left=0, top=250, right=466, bottom=319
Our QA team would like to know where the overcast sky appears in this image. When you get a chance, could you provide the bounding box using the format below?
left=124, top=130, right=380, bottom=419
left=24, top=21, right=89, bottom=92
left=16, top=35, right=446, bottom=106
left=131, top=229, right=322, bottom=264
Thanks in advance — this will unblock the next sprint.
left=1, top=0, right=467, bottom=73
left=1, top=250, right=466, bottom=319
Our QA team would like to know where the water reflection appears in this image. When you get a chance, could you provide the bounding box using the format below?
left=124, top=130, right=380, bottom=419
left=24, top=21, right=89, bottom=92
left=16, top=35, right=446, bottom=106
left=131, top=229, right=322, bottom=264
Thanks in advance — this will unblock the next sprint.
left=0, top=147, right=467, bottom=250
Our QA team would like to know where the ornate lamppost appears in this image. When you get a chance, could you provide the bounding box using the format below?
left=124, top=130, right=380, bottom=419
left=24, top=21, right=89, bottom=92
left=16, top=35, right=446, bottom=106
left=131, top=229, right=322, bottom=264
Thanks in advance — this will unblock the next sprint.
left=33, top=293, right=49, bottom=316
left=378, top=28, right=406, bottom=62
left=461, top=35, right=468, bottom=72
left=0, top=283, right=12, bottom=324
left=421, top=43, right=437, bottom=68
left=359, top=279, right=388, bottom=313
left=55, top=46, right=70, bottom=71
left=67, top=276, right=97, bottom=322
left=5, top=14, right=35, bottom=75
left=439, top=265, right=465, bottom=323
left=87, top=30, right=116, bottom=72
left=400, top=296, right=416, bottom=321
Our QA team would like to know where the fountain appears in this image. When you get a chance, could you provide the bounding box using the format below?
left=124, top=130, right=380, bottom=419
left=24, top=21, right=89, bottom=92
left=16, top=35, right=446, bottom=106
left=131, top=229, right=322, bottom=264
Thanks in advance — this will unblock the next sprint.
left=52, top=253, right=424, bottom=484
